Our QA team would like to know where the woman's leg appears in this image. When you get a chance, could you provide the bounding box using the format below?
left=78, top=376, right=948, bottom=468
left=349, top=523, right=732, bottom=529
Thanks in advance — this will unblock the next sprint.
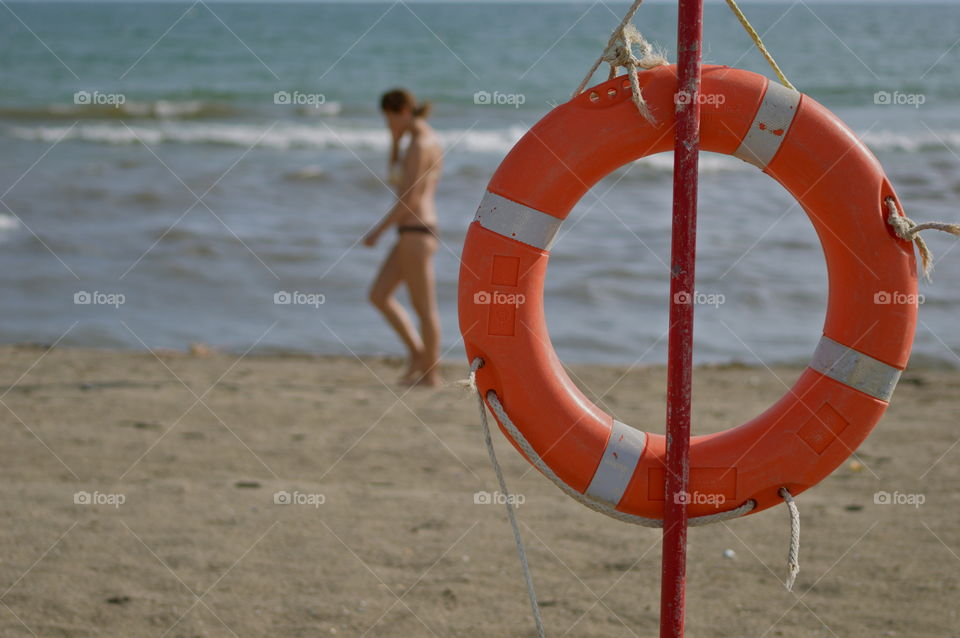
left=368, top=241, right=424, bottom=378
left=398, top=233, right=441, bottom=386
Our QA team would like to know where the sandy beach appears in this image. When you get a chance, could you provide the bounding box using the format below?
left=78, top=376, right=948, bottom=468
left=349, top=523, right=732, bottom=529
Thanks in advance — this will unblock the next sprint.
left=1, top=344, right=958, bottom=637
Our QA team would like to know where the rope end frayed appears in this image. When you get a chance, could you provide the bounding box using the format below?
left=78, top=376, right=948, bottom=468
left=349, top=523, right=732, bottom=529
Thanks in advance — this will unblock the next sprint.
left=784, top=570, right=798, bottom=593
left=779, top=487, right=800, bottom=592
left=455, top=358, right=484, bottom=393
left=453, top=377, right=475, bottom=391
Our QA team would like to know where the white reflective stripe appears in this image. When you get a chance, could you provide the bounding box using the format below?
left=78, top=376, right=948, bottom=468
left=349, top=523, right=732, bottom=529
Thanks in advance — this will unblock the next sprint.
left=810, top=336, right=902, bottom=401
left=585, top=420, right=646, bottom=506
left=474, top=191, right=563, bottom=251
left=733, top=81, right=801, bottom=169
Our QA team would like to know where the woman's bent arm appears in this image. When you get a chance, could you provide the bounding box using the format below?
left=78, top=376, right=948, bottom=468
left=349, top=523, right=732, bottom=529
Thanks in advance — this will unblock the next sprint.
left=363, top=141, right=425, bottom=245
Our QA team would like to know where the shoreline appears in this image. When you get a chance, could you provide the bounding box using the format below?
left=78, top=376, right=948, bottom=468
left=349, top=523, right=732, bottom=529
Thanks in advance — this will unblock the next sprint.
left=4, top=342, right=958, bottom=371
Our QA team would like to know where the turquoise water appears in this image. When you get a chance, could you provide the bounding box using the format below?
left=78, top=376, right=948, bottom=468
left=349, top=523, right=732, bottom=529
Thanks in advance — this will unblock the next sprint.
left=1, top=2, right=959, bottom=366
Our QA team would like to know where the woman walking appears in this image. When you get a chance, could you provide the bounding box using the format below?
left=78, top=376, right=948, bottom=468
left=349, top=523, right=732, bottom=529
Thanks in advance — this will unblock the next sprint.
left=364, top=89, right=443, bottom=387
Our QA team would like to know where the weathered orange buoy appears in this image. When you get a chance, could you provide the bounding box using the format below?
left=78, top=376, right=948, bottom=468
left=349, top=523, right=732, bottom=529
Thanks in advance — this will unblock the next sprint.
left=458, top=65, right=917, bottom=520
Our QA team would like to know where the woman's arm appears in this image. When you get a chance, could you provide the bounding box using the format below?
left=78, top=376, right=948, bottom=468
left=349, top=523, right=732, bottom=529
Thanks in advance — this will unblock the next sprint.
left=388, top=136, right=402, bottom=187
left=364, top=141, right=423, bottom=246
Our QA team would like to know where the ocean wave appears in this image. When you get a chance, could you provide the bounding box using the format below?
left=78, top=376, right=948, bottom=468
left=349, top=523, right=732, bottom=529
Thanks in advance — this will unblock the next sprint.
left=283, top=165, right=329, bottom=182
left=635, top=153, right=745, bottom=174
left=0, top=100, right=244, bottom=121
left=8, top=121, right=527, bottom=153
left=0, top=214, right=20, bottom=231
left=293, top=102, right=344, bottom=117
left=861, top=130, right=960, bottom=153
left=10, top=119, right=958, bottom=161
left=0, top=122, right=770, bottom=176
left=0, top=122, right=737, bottom=172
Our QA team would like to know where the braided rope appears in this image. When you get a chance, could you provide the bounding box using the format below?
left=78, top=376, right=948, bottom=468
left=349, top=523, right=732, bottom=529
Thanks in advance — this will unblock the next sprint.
left=886, top=197, right=960, bottom=282
left=724, top=0, right=796, bottom=90
left=468, top=359, right=545, bottom=638
left=780, top=487, right=800, bottom=591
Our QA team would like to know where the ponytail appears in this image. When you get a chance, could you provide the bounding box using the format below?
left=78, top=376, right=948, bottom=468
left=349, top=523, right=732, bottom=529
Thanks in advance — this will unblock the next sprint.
left=413, top=100, right=432, bottom=119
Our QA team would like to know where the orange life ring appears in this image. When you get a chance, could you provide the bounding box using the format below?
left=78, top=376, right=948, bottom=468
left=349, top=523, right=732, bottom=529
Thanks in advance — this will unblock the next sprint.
left=458, top=65, right=918, bottom=521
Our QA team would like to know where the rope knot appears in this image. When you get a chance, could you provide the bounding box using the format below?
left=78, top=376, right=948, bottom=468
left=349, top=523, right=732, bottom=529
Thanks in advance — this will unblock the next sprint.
left=602, top=24, right=667, bottom=71
left=574, top=7, right=666, bottom=125
left=886, top=197, right=960, bottom=282
left=601, top=41, right=632, bottom=68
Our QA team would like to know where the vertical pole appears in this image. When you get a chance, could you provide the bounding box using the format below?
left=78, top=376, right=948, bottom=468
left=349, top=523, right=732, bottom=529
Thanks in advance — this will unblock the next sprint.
left=660, top=0, right=703, bottom=637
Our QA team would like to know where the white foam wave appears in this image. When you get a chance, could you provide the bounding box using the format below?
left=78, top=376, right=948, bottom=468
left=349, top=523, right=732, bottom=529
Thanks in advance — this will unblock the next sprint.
left=284, top=165, right=328, bottom=181
left=8, top=121, right=527, bottom=154
left=861, top=129, right=960, bottom=153
left=295, top=101, right=343, bottom=117
left=639, top=153, right=745, bottom=173
left=10, top=120, right=954, bottom=159
left=123, top=100, right=226, bottom=119
left=0, top=214, right=20, bottom=231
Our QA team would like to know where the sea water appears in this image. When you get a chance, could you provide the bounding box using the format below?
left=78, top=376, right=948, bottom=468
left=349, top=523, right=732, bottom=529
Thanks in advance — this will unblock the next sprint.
left=1, top=1, right=959, bottom=366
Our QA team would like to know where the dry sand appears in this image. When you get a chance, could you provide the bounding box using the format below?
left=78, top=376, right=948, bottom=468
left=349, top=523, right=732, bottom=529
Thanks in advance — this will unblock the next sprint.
left=1, top=344, right=958, bottom=637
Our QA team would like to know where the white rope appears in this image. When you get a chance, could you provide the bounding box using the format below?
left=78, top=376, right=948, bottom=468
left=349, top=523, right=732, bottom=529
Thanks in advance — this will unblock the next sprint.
left=468, top=358, right=754, bottom=528
left=468, top=359, right=545, bottom=638
left=885, top=197, right=960, bottom=282
left=466, top=356, right=809, bottom=608
left=779, top=487, right=800, bottom=591
left=573, top=0, right=667, bottom=124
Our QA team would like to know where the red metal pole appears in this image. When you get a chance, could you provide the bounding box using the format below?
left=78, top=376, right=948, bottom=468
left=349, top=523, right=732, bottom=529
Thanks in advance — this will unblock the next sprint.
left=660, top=0, right=704, bottom=637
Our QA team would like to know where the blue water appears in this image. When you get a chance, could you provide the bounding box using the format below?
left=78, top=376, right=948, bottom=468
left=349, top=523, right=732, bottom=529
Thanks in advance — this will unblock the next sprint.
left=1, top=2, right=959, bottom=367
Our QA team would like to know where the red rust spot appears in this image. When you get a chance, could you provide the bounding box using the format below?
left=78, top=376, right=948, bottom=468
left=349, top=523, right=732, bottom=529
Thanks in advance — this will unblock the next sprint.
left=758, top=122, right=785, bottom=136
